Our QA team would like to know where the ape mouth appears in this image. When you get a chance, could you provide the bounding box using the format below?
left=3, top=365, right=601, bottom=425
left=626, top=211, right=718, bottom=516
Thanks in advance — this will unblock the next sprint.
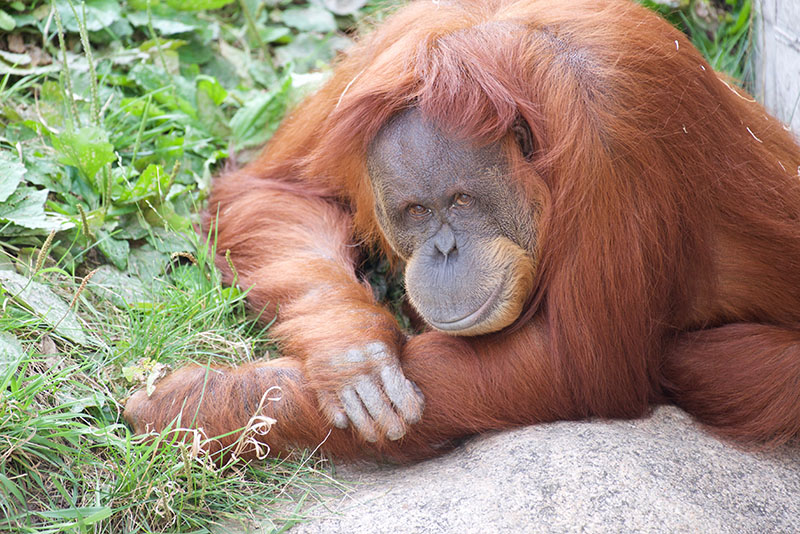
left=427, top=275, right=506, bottom=334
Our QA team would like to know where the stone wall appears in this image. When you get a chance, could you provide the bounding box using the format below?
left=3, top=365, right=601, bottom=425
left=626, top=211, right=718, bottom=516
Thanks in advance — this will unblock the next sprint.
left=755, top=0, right=800, bottom=134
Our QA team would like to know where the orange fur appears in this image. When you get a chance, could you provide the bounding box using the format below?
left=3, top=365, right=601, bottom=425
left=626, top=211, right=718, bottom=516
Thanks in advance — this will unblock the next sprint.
left=125, top=0, right=800, bottom=461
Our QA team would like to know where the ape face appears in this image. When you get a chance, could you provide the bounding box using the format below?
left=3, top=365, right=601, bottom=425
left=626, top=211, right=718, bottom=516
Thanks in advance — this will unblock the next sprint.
left=367, top=109, right=538, bottom=336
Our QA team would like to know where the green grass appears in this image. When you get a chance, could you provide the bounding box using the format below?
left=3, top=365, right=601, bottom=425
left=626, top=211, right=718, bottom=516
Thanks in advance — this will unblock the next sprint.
left=0, top=1, right=396, bottom=531
left=0, top=228, right=341, bottom=533
left=0, top=0, right=753, bottom=532
left=641, top=0, right=755, bottom=87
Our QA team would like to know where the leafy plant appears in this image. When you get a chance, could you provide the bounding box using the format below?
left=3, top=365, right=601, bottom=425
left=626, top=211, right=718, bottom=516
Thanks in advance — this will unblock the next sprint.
left=0, top=0, right=394, bottom=531
left=640, top=0, right=754, bottom=86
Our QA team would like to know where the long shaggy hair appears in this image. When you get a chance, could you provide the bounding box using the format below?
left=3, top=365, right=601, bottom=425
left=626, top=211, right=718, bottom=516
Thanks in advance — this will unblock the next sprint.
left=127, top=0, right=800, bottom=460
left=241, top=0, right=800, bottom=421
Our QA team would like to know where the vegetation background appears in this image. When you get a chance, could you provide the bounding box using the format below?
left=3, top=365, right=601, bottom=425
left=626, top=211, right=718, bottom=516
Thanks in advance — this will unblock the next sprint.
left=0, top=0, right=756, bottom=532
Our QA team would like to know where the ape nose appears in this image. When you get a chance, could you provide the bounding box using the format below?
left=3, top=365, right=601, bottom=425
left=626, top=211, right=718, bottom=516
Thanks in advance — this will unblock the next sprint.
left=433, top=225, right=457, bottom=258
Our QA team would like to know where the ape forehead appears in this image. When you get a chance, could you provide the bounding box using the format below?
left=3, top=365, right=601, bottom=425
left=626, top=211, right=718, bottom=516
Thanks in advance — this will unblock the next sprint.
left=366, top=109, right=506, bottom=200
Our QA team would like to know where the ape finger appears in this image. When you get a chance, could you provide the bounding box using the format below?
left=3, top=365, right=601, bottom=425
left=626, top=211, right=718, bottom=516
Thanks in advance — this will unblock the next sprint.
left=380, top=364, right=425, bottom=425
left=353, top=376, right=406, bottom=440
left=316, top=390, right=349, bottom=430
left=339, top=386, right=379, bottom=442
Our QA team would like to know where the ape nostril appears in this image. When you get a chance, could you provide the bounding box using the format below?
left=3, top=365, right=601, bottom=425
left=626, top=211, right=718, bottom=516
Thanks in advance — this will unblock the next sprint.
left=433, top=248, right=459, bottom=268
left=434, top=242, right=457, bottom=258
left=433, top=225, right=457, bottom=258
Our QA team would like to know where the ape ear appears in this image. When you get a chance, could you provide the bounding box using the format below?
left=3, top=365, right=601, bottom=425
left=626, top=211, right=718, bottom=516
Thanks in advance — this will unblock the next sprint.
left=512, top=116, right=536, bottom=161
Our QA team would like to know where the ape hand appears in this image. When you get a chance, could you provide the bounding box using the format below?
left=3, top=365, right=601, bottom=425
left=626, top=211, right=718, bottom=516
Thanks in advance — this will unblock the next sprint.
left=312, top=341, right=424, bottom=442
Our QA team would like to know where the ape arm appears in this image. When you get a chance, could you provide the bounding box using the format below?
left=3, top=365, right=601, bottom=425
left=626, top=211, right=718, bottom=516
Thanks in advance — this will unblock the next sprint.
left=124, top=319, right=573, bottom=461
left=204, top=171, right=423, bottom=441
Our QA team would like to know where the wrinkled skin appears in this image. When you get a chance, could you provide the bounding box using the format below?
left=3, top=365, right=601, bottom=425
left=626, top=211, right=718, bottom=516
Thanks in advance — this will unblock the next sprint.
left=368, top=109, right=538, bottom=336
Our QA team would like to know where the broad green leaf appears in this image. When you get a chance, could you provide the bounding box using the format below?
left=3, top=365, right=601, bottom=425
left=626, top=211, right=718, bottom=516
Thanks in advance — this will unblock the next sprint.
left=0, top=61, right=59, bottom=75
left=120, top=97, right=167, bottom=119
left=155, top=136, right=184, bottom=160
left=218, top=39, right=251, bottom=80
left=140, top=200, right=188, bottom=230
left=87, top=265, right=149, bottom=307
left=197, top=77, right=231, bottom=137
left=230, top=77, right=292, bottom=149
left=197, top=90, right=232, bottom=138
left=0, top=332, right=23, bottom=363
left=19, top=154, right=63, bottom=192
left=321, top=0, right=368, bottom=16
left=128, top=0, right=160, bottom=8
left=119, top=164, right=170, bottom=203
left=139, top=38, right=187, bottom=53
left=54, top=0, right=122, bottom=32
left=282, top=6, right=337, bottom=33
left=40, top=81, right=65, bottom=107
left=128, top=246, right=168, bottom=281
left=249, top=62, right=279, bottom=89
left=179, top=38, right=215, bottom=67
left=0, top=151, right=26, bottom=202
left=96, top=230, right=130, bottom=271
left=292, top=71, right=329, bottom=94
left=164, top=0, right=235, bottom=10
left=0, top=271, right=88, bottom=345
left=274, top=33, right=351, bottom=73
left=126, top=11, right=197, bottom=34
left=0, top=219, right=73, bottom=236
left=128, top=64, right=197, bottom=119
left=0, top=49, right=29, bottom=65
left=197, top=76, right=227, bottom=106
left=146, top=227, right=190, bottom=254
left=10, top=13, right=39, bottom=28
left=259, top=26, right=292, bottom=44
left=51, top=127, right=116, bottom=187
left=58, top=389, right=107, bottom=414
left=108, top=16, right=134, bottom=39
left=0, top=9, right=15, bottom=31
left=0, top=332, right=23, bottom=378
left=0, top=186, right=49, bottom=229
left=0, top=183, right=73, bottom=233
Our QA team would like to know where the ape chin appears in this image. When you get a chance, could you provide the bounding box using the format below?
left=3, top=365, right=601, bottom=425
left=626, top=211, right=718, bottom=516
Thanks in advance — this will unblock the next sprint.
left=124, top=0, right=800, bottom=462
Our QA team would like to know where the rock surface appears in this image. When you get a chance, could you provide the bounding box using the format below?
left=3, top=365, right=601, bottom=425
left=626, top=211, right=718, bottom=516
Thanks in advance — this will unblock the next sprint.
left=232, top=407, right=800, bottom=533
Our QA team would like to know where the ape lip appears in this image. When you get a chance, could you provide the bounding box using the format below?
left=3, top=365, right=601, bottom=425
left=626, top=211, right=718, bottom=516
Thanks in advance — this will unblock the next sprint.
left=428, top=275, right=505, bottom=331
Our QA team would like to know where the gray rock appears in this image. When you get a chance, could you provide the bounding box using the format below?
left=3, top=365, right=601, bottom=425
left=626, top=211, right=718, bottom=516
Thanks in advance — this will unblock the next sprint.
left=268, top=407, right=800, bottom=534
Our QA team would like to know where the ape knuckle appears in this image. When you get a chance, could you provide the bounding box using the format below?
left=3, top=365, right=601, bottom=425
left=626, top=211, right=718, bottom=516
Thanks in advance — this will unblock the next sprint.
left=387, top=427, right=406, bottom=441
left=339, top=347, right=366, bottom=364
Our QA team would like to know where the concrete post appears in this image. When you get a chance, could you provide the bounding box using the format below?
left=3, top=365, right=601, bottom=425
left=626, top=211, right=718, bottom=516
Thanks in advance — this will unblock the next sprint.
left=754, top=0, right=800, bottom=135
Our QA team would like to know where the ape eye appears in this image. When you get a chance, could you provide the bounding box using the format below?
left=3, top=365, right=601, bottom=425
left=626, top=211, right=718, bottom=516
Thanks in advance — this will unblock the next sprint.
left=452, top=193, right=474, bottom=208
left=407, top=204, right=431, bottom=218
